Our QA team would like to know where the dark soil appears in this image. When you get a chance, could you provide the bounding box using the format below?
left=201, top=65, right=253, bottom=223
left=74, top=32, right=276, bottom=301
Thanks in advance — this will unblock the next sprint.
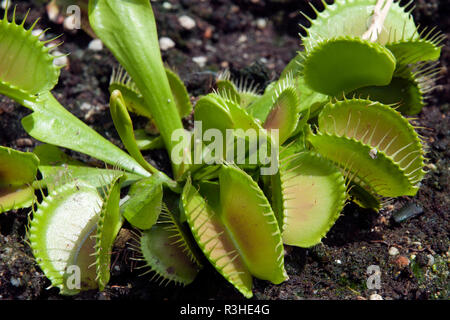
left=0, top=0, right=448, bottom=300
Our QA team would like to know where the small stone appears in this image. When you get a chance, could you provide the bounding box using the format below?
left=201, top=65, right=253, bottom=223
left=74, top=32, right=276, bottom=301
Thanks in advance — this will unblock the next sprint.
left=369, top=293, right=383, bottom=300
left=389, top=247, right=399, bottom=256
left=238, top=35, right=247, bottom=43
left=88, top=39, right=103, bottom=51
left=10, top=277, right=21, bottom=287
left=256, top=18, right=267, bottom=29
left=63, top=14, right=79, bottom=31
left=15, top=138, right=34, bottom=147
left=427, top=254, right=435, bottom=267
left=1, top=0, right=11, bottom=10
left=46, top=1, right=61, bottom=23
left=369, top=147, right=378, bottom=159
left=51, top=51, right=68, bottom=67
left=159, top=37, right=175, bottom=51
left=31, top=29, right=45, bottom=40
left=80, top=102, right=93, bottom=111
left=203, top=27, right=213, bottom=39
left=335, top=259, right=342, bottom=264
left=162, top=2, right=172, bottom=10
left=192, top=56, right=207, bottom=68
left=178, top=15, right=196, bottom=30
left=394, top=255, right=410, bottom=268
left=392, top=203, right=424, bottom=223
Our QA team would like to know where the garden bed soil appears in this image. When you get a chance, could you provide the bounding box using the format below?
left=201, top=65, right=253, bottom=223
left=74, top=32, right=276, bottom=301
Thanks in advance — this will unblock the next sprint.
left=0, top=0, right=448, bottom=300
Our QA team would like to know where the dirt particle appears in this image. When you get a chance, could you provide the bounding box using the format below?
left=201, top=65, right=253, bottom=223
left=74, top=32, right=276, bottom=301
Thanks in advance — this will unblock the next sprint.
left=394, top=255, right=410, bottom=269
left=369, top=293, right=383, bottom=300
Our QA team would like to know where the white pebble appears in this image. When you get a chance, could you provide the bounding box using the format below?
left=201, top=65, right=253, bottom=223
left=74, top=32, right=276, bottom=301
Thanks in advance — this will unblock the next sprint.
left=46, top=1, right=60, bottom=22
left=80, top=102, right=93, bottom=111
left=1, top=0, right=11, bottom=10
left=335, top=259, right=342, bottom=264
left=162, top=2, right=172, bottom=9
left=389, top=247, right=399, bottom=256
left=369, top=147, right=378, bottom=159
left=427, top=254, right=435, bottom=266
left=63, top=14, right=78, bottom=31
left=238, top=35, right=247, bottom=43
left=159, top=37, right=175, bottom=51
left=256, top=18, right=267, bottom=29
left=370, top=294, right=383, bottom=300
left=52, top=51, right=68, bottom=67
left=192, top=56, right=207, bottom=68
left=32, top=29, right=45, bottom=40
left=10, top=277, right=21, bottom=287
left=88, top=39, right=103, bottom=51
left=178, top=15, right=196, bottom=30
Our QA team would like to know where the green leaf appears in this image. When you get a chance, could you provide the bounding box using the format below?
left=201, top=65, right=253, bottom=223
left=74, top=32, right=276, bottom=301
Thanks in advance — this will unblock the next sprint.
left=134, top=129, right=164, bottom=151
left=165, top=67, right=193, bottom=119
left=348, top=182, right=381, bottom=211
left=308, top=133, right=419, bottom=197
left=317, top=98, right=426, bottom=193
left=219, top=166, right=287, bottom=284
left=21, top=92, right=149, bottom=177
left=120, top=175, right=164, bottom=230
left=301, top=0, right=418, bottom=49
left=280, top=53, right=304, bottom=79
left=109, top=67, right=153, bottom=119
left=29, top=181, right=102, bottom=295
left=109, top=66, right=193, bottom=120
left=33, top=144, right=140, bottom=192
left=0, top=146, right=39, bottom=212
left=0, top=7, right=60, bottom=98
left=275, top=151, right=346, bottom=247
left=109, top=90, right=158, bottom=174
left=194, top=94, right=235, bottom=133
left=216, top=78, right=241, bottom=105
left=303, top=37, right=396, bottom=96
left=263, top=87, right=300, bottom=144
left=247, top=75, right=297, bottom=123
left=95, top=174, right=124, bottom=291
left=386, top=39, right=442, bottom=65
left=136, top=206, right=202, bottom=286
left=89, top=0, right=189, bottom=178
left=349, top=76, right=424, bottom=115
left=181, top=178, right=253, bottom=298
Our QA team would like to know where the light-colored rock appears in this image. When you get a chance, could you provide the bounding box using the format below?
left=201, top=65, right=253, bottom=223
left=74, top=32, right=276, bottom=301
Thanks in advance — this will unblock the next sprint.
left=32, top=29, right=45, bottom=40
left=427, top=254, right=435, bottom=267
left=178, top=15, right=196, bottom=30
left=88, top=39, right=103, bottom=51
left=389, top=247, right=399, bottom=256
left=256, top=18, right=267, bottom=29
left=159, top=37, right=175, bottom=51
left=1, top=0, right=11, bottom=10
left=369, top=293, right=383, bottom=300
left=63, top=14, right=79, bottom=31
left=192, top=56, right=207, bottom=68
left=52, top=51, right=68, bottom=67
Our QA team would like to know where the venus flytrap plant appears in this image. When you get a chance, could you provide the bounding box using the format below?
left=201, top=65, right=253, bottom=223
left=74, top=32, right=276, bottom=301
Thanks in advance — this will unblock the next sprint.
left=0, top=0, right=442, bottom=298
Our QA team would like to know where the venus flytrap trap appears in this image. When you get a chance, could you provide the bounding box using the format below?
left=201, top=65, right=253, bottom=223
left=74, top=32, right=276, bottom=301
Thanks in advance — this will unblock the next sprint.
left=0, top=0, right=442, bottom=298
